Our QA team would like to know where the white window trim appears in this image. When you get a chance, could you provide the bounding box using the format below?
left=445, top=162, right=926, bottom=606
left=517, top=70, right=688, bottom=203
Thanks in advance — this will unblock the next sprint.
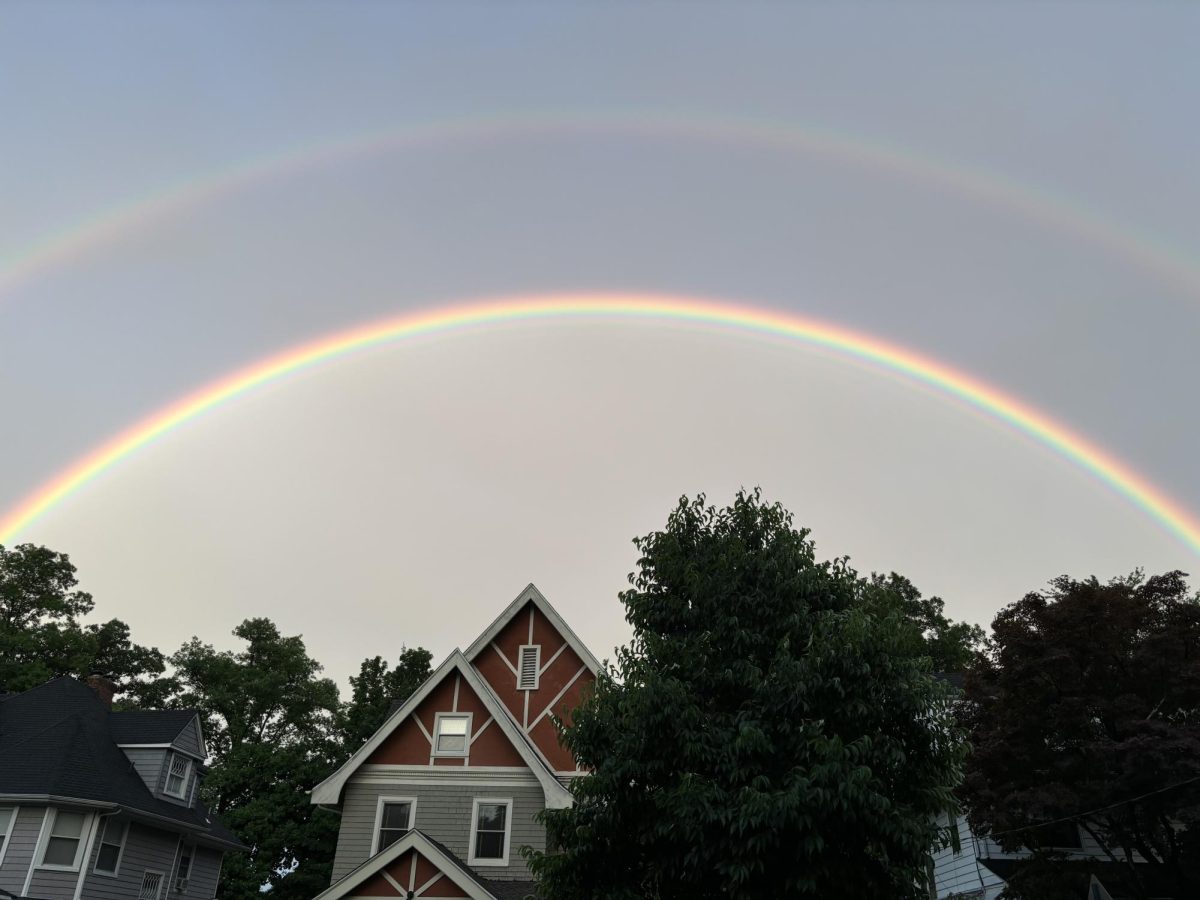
left=517, top=644, right=541, bottom=691
left=164, top=753, right=193, bottom=800
left=431, top=712, right=472, bottom=758
left=467, top=797, right=512, bottom=867
left=92, top=818, right=129, bottom=877
left=0, top=805, right=17, bottom=869
left=139, top=868, right=166, bottom=900
left=34, top=808, right=92, bottom=872
left=174, top=839, right=194, bottom=893
left=369, top=796, right=418, bottom=856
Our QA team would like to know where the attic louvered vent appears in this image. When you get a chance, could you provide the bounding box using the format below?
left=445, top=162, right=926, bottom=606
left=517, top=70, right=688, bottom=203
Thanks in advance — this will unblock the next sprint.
left=518, top=644, right=540, bottom=691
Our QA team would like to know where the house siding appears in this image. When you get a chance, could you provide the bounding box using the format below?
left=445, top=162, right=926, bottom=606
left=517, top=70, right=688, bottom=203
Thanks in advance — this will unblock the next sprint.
left=122, top=748, right=168, bottom=795
left=931, top=814, right=1005, bottom=899
left=80, top=821, right=181, bottom=900
left=182, top=845, right=223, bottom=900
left=171, top=720, right=204, bottom=760
left=332, top=776, right=546, bottom=883
left=27, top=810, right=96, bottom=900
left=0, top=806, right=47, bottom=895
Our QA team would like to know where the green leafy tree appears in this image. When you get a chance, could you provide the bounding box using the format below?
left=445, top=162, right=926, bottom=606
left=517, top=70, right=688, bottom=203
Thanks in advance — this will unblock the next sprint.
left=169, top=618, right=342, bottom=900
left=958, top=571, right=1200, bottom=900
left=528, top=490, right=965, bottom=899
left=339, top=648, right=433, bottom=750
left=0, top=543, right=168, bottom=703
left=860, top=572, right=985, bottom=672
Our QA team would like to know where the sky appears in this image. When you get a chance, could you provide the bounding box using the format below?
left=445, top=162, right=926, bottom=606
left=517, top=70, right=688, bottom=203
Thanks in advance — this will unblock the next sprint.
left=1, top=2, right=1198, bottom=688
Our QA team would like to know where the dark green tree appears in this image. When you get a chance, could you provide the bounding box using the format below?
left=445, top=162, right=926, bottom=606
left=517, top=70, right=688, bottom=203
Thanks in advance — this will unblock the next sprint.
left=528, top=491, right=965, bottom=899
left=340, top=647, right=433, bottom=750
left=169, top=618, right=343, bottom=900
left=860, top=572, right=985, bottom=672
left=0, top=543, right=169, bottom=703
left=959, top=571, right=1200, bottom=899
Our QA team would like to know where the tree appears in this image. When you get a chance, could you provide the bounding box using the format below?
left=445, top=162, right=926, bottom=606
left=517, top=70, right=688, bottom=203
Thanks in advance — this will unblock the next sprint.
left=860, top=572, right=985, bottom=672
left=527, top=490, right=965, bottom=899
left=339, top=648, right=433, bottom=751
left=169, top=618, right=343, bottom=900
left=958, top=570, right=1200, bottom=899
left=0, top=543, right=169, bottom=703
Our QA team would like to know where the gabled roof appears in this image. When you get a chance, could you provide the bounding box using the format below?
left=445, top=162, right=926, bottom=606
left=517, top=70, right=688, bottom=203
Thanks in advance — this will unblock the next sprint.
left=464, top=583, right=602, bottom=676
left=311, top=650, right=572, bottom=809
left=108, top=708, right=203, bottom=750
left=312, top=828, right=532, bottom=900
left=0, top=677, right=244, bottom=850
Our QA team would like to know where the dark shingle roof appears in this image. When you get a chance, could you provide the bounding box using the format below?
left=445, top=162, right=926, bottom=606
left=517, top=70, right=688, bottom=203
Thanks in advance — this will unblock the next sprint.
left=0, top=677, right=244, bottom=850
left=108, top=708, right=200, bottom=746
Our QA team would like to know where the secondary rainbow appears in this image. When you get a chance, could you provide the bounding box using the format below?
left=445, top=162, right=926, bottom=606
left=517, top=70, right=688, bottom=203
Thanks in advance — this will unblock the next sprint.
left=3, top=112, right=1200, bottom=304
left=2, top=293, right=1198, bottom=558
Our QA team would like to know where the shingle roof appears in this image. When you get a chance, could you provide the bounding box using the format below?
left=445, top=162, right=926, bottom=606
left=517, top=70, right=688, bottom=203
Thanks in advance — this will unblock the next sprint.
left=405, top=832, right=535, bottom=900
left=108, top=708, right=200, bottom=746
left=0, top=677, right=244, bottom=850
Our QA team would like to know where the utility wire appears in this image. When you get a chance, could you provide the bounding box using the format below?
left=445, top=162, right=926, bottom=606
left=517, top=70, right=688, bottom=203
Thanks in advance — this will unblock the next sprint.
left=983, top=775, right=1200, bottom=841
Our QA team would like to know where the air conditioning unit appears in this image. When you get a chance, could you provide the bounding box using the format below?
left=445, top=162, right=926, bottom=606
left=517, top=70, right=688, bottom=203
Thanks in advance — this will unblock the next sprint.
left=174, top=878, right=189, bottom=894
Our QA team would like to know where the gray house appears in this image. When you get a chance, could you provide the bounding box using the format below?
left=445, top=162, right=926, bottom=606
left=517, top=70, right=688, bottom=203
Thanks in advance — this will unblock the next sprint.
left=0, top=677, right=244, bottom=900
left=309, top=584, right=600, bottom=900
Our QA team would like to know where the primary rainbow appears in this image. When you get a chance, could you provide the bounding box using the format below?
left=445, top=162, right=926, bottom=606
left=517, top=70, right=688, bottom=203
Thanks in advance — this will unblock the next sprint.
left=2, top=293, right=1198, bottom=558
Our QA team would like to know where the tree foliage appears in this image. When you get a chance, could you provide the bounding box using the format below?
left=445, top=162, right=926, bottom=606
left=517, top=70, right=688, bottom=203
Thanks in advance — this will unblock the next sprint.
left=528, top=491, right=965, bottom=899
left=169, top=618, right=343, bottom=900
left=958, top=570, right=1200, bottom=899
left=0, top=543, right=169, bottom=703
left=860, top=572, right=985, bottom=673
left=340, top=647, right=433, bottom=750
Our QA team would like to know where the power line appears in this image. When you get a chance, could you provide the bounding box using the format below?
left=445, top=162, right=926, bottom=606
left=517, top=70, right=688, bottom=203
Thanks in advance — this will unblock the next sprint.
left=983, top=775, right=1200, bottom=841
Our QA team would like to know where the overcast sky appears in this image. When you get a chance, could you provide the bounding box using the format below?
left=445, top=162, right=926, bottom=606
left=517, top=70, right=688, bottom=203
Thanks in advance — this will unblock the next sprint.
left=1, top=3, right=1197, bottom=687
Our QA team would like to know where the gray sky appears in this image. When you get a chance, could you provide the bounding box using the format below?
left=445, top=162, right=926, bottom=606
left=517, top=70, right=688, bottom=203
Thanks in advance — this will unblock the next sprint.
left=1, top=3, right=1197, bottom=686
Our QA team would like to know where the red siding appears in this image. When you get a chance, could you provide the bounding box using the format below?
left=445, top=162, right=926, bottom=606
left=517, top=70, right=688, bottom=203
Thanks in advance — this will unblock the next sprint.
left=352, top=872, right=401, bottom=897
left=421, top=874, right=468, bottom=897
left=366, top=715, right=430, bottom=765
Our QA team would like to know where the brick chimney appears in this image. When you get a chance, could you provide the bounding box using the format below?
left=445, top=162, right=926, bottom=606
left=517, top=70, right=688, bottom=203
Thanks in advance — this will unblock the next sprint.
left=85, top=674, right=118, bottom=709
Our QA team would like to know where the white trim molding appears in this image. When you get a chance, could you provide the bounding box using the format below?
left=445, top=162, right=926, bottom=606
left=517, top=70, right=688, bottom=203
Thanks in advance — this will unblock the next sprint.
left=369, top=796, right=418, bottom=856
left=431, top=712, right=472, bottom=758
left=0, top=804, right=18, bottom=870
left=312, top=829, right=494, bottom=900
left=92, top=815, right=128, bottom=877
left=464, top=583, right=603, bottom=676
left=467, top=797, right=513, bottom=867
left=310, top=650, right=571, bottom=809
left=34, top=807, right=92, bottom=873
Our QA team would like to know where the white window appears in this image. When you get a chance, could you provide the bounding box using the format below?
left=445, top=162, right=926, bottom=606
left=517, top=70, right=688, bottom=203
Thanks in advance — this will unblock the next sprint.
left=139, top=869, right=165, bottom=900
left=432, top=713, right=471, bottom=756
left=174, top=843, right=194, bottom=893
left=518, top=645, right=541, bottom=690
left=38, top=809, right=88, bottom=870
left=371, top=797, right=416, bottom=854
left=467, top=798, right=512, bottom=866
left=94, top=817, right=128, bottom=875
left=0, top=807, right=15, bottom=867
left=164, top=753, right=192, bottom=799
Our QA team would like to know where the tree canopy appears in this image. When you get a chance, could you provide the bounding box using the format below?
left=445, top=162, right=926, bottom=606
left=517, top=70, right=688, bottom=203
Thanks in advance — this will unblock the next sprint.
left=0, top=543, right=169, bottom=703
left=527, top=490, right=966, bottom=899
left=958, top=570, right=1200, bottom=899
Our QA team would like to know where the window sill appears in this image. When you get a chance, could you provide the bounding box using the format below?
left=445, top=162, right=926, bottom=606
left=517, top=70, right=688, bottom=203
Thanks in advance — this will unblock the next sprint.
left=35, top=864, right=81, bottom=873
left=467, top=858, right=509, bottom=867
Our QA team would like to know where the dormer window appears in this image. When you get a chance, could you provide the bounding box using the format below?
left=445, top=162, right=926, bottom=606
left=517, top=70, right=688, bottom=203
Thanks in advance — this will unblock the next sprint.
left=432, top=713, right=471, bottom=757
left=518, top=645, right=541, bottom=691
left=164, top=752, right=192, bottom=799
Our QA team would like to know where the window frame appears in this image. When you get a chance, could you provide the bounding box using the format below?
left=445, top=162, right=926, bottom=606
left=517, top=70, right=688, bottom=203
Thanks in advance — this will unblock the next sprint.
left=0, top=806, right=17, bottom=869
left=174, top=840, right=194, bottom=893
left=93, top=816, right=129, bottom=877
left=467, top=797, right=513, bottom=867
left=517, top=644, right=541, bottom=691
left=139, top=868, right=166, bottom=900
left=431, top=712, right=472, bottom=758
left=369, top=796, right=418, bottom=856
left=35, top=808, right=91, bottom=872
left=164, top=752, right=193, bottom=800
